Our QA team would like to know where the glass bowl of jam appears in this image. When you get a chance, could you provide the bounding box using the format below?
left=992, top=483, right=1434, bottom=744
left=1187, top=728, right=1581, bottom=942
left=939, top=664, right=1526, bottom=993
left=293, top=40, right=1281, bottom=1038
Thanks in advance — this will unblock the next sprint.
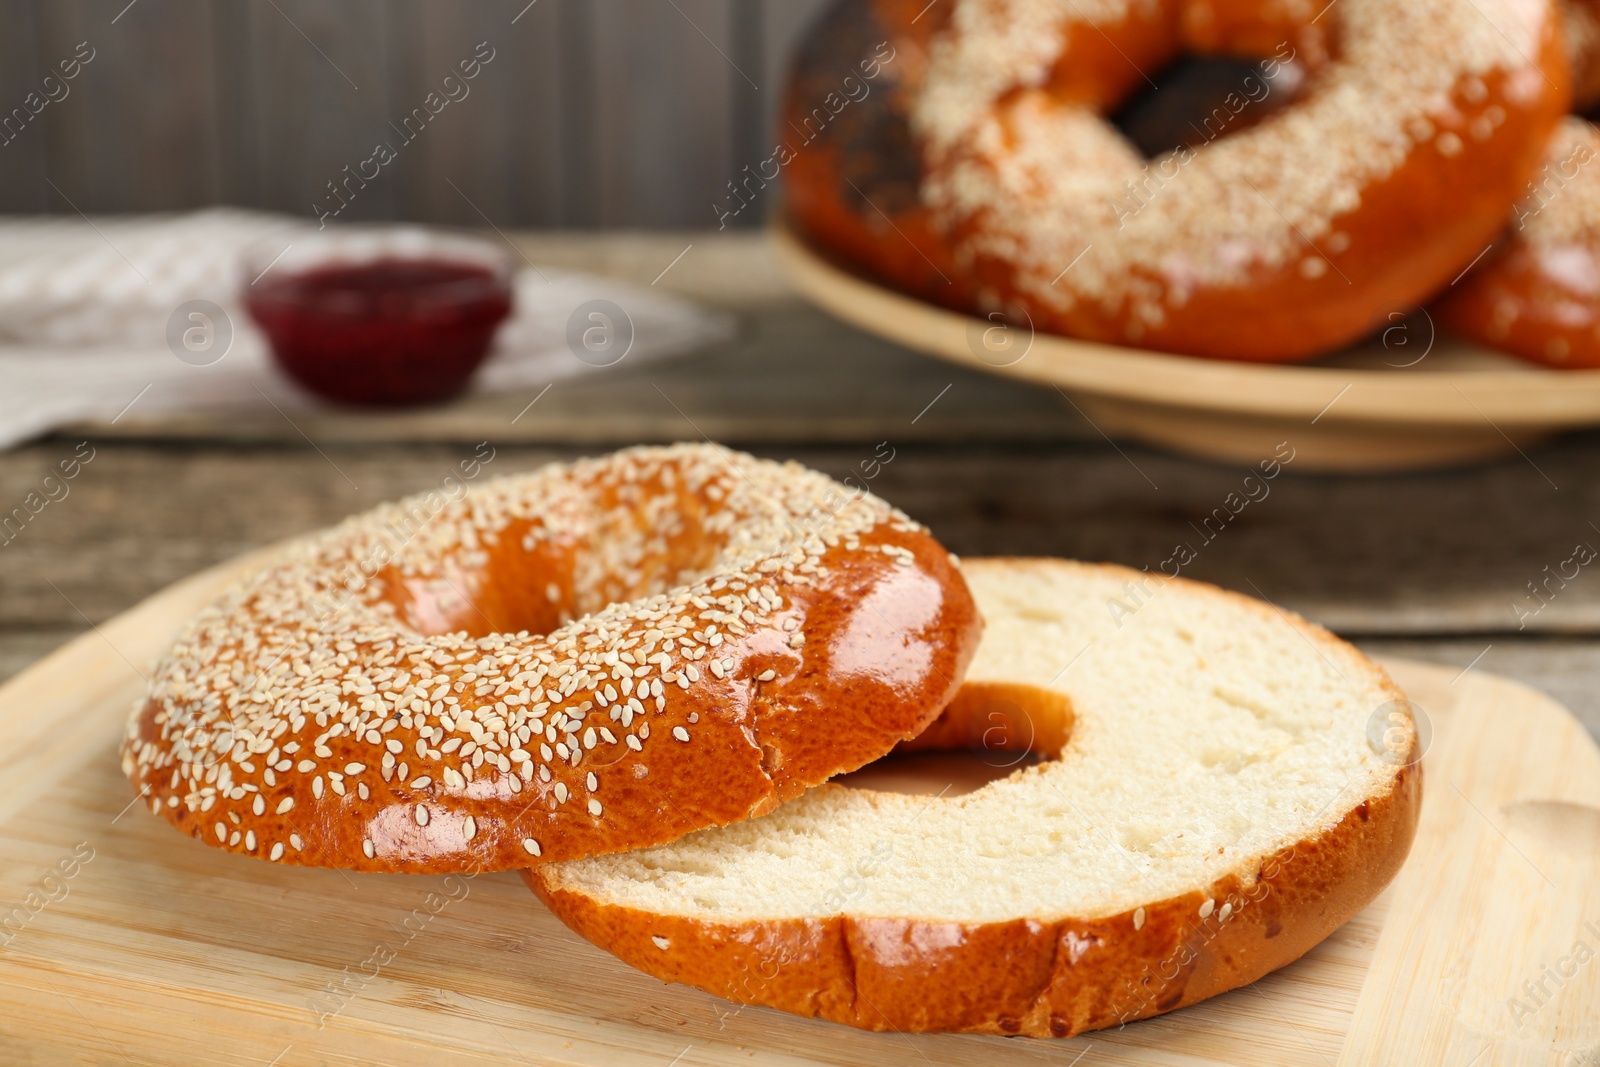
left=243, top=228, right=515, bottom=407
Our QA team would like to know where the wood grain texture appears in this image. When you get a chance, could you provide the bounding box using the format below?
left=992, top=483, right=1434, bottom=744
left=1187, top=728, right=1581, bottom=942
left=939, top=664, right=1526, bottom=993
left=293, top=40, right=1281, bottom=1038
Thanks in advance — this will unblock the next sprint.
left=1341, top=662, right=1600, bottom=1066
left=0, top=546, right=1594, bottom=1064
left=1356, top=639, right=1600, bottom=741
left=6, top=433, right=1600, bottom=638
left=0, top=0, right=830, bottom=227
left=248, top=0, right=395, bottom=221
left=590, top=0, right=739, bottom=228
left=38, top=0, right=222, bottom=213
left=398, top=0, right=565, bottom=229
left=0, top=0, right=51, bottom=214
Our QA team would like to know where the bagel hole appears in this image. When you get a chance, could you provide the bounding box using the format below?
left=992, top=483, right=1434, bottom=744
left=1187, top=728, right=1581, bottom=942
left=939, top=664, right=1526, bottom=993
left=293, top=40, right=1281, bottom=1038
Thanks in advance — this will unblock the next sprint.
left=1110, top=54, right=1302, bottom=159
left=383, top=503, right=724, bottom=639
left=834, top=681, right=1073, bottom=797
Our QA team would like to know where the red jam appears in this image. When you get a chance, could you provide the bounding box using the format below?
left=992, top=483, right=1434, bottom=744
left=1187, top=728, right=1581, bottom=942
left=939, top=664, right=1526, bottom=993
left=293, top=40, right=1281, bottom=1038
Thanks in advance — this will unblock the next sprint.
left=246, top=257, right=514, bottom=407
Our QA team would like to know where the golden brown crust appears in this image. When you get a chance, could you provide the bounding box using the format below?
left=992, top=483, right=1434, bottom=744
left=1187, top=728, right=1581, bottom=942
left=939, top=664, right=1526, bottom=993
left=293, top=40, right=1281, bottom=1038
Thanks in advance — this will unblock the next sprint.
left=529, top=558, right=1423, bottom=1037
left=120, top=445, right=982, bottom=874
left=1433, top=228, right=1600, bottom=368
left=1432, top=3, right=1600, bottom=370
left=781, top=0, right=971, bottom=310
left=530, top=754, right=1417, bottom=1037
left=786, top=0, right=1569, bottom=363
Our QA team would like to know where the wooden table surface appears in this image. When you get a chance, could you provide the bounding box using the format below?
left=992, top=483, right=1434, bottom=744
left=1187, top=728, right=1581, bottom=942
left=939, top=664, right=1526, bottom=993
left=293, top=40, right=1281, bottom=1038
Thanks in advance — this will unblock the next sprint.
left=2, top=230, right=1597, bottom=745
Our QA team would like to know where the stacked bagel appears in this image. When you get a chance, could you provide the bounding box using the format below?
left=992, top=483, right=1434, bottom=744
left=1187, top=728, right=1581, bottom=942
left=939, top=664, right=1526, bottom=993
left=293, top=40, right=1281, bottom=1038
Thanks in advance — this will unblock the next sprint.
left=784, top=0, right=1600, bottom=366
left=124, top=444, right=1421, bottom=1039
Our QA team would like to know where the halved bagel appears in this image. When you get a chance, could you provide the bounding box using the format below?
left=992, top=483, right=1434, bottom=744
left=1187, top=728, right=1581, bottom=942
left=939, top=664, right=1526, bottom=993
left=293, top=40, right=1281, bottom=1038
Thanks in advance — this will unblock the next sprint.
left=528, top=558, right=1421, bottom=1038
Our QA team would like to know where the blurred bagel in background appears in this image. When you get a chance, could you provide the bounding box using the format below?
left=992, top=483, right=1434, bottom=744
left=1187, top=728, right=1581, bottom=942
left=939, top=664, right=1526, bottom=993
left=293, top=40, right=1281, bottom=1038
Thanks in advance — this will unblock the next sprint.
left=784, top=0, right=1571, bottom=363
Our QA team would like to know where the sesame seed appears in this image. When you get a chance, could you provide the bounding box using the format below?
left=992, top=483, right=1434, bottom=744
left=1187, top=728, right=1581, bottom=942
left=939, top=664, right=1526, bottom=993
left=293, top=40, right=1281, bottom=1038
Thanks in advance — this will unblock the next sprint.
left=588, top=798, right=602, bottom=816
left=1199, top=899, right=1215, bottom=919
left=244, top=830, right=256, bottom=851
left=270, top=842, right=284, bottom=861
left=121, top=445, right=906, bottom=867
left=672, top=727, right=690, bottom=742
left=651, top=936, right=670, bottom=949
left=1133, top=907, right=1145, bottom=931
left=522, top=838, right=541, bottom=856
left=758, top=670, right=775, bottom=682
left=1219, top=902, right=1233, bottom=922
left=463, top=815, right=476, bottom=840
left=415, top=805, right=429, bottom=826
left=290, top=834, right=303, bottom=850
left=555, top=782, right=569, bottom=803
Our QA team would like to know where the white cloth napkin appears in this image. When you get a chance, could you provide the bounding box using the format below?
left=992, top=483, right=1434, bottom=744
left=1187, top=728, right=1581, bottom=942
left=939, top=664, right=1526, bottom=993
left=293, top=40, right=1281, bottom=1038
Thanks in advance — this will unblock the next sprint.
left=0, top=209, right=733, bottom=448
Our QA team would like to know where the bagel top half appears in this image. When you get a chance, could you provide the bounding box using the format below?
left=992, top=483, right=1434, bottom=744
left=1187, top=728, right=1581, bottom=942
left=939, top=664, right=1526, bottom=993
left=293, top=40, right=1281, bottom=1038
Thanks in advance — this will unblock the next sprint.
left=121, top=444, right=982, bottom=874
left=531, top=558, right=1421, bottom=1038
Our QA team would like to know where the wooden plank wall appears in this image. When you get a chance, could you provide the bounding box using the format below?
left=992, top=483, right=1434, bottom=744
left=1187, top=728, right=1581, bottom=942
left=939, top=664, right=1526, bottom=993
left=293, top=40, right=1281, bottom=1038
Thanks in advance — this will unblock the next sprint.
left=0, top=0, right=833, bottom=227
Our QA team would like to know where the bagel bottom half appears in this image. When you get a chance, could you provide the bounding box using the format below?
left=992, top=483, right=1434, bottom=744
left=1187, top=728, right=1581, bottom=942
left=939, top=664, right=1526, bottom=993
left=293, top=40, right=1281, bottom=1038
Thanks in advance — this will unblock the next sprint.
left=527, top=559, right=1421, bottom=1038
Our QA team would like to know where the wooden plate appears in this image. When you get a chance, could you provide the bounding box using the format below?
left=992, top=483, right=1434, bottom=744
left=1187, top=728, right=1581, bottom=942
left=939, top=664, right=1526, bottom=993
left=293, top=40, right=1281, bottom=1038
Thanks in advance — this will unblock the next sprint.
left=2, top=548, right=1597, bottom=1065
left=773, top=224, right=1600, bottom=472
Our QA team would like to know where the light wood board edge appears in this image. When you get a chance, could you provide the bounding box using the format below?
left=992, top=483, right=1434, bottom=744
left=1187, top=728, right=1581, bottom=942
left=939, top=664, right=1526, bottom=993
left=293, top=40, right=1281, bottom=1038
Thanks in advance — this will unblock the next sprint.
left=0, top=544, right=283, bottom=832
left=1341, top=662, right=1600, bottom=1067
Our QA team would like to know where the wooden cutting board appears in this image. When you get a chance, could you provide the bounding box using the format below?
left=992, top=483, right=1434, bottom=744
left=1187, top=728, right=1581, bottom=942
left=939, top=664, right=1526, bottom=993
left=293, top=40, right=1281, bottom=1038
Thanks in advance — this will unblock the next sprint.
left=1, top=548, right=1596, bottom=1066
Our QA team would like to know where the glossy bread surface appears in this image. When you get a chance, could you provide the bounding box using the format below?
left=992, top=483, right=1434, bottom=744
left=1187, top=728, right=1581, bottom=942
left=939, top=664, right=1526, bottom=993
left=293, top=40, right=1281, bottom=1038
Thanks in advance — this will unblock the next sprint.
left=121, top=444, right=982, bottom=874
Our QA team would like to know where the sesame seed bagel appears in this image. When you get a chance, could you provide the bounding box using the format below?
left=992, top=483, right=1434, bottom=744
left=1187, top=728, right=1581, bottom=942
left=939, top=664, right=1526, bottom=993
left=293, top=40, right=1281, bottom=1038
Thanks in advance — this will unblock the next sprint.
left=1434, top=2, right=1600, bottom=369
left=786, top=0, right=1568, bottom=362
left=529, top=559, right=1420, bottom=1038
left=120, top=444, right=982, bottom=874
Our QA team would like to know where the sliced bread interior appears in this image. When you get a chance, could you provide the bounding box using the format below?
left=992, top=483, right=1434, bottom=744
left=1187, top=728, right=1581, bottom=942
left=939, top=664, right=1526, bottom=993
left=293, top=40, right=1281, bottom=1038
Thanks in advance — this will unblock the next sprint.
left=529, top=558, right=1421, bottom=1037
